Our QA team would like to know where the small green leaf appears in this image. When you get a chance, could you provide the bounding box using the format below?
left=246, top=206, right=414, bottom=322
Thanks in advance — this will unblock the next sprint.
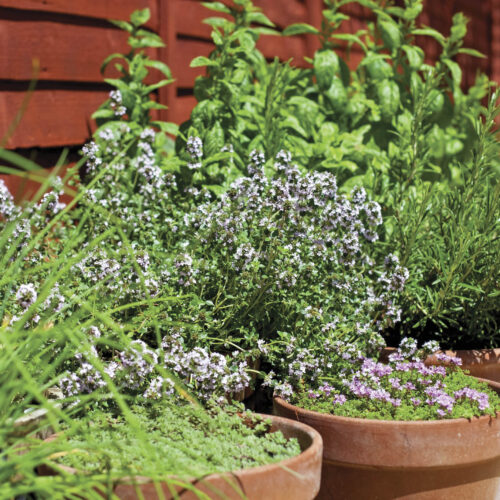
left=91, top=109, right=115, bottom=120
left=203, top=17, right=231, bottom=29
left=143, top=79, right=174, bottom=94
left=100, top=53, right=126, bottom=74
left=282, top=23, right=319, bottom=36
left=201, top=1, right=231, bottom=14
left=144, top=60, right=172, bottom=78
left=443, top=58, right=462, bottom=87
left=190, top=56, right=215, bottom=68
left=109, top=19, right=133, bottom=32
left=457, top=48, right=486, bottom=58
left=152, top=121, right=179, bottom=135
left=412, top=28, right=445, bottom=45
left=247, top=12, right=275, bottom=28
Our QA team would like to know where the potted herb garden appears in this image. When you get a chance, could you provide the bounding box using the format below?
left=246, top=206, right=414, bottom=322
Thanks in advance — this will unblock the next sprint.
left=274, top=340, right=500, bottom=499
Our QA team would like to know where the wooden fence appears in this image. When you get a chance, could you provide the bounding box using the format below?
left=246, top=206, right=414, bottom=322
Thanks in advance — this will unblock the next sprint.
left=0, top=0, right=496, bottom=198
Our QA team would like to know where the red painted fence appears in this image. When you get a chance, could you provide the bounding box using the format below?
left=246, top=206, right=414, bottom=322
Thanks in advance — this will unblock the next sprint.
left=0, top=0, right=497, bottom=198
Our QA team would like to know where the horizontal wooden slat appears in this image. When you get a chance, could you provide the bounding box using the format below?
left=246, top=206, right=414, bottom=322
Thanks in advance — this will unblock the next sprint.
left=0, top=89, right=108, bottom=148
left=0, top=15, right=159, bottom=82
left=0, top=0, right=159, bottom=30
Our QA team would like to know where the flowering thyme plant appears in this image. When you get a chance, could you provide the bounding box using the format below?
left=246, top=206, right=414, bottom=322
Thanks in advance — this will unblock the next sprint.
left=289, top=338, right=500, bottom=420
left=163, top=146, right=408, bottom=386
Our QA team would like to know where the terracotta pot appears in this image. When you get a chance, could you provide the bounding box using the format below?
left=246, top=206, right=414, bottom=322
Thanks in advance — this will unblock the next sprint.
left=381, top=347, right=500, bottom=383
left=274, top=381, right=500, bottom=500
left=39, top=413, right=323, bottom=500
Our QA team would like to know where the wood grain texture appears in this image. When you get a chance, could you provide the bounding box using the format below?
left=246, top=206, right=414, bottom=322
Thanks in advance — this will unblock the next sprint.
left=0, top=89, right=108, bottom=148
left=0, top=14, right=158, bottom=82
left=0, top=0, right=159, bottom=30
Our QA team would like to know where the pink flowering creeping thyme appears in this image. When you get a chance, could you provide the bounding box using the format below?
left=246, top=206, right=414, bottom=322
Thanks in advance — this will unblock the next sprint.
left=289, top=338, right=499, bottom=421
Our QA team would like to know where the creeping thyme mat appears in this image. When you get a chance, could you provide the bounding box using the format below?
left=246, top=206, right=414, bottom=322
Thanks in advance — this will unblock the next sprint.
left=290, top=342, right=500, bottom=421
left=57, top=402, right=300, bottom=477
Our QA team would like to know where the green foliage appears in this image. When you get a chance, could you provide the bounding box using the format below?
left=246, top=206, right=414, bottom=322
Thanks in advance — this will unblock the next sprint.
left=178, top=0, right=500, bottom=348
left=56, top=401, right=300, bottom=477
left=95, top=7, right=177, bottom=138
left=391, top=91, right=500, bottom=347
left=175, top=0, right=281, bottom=189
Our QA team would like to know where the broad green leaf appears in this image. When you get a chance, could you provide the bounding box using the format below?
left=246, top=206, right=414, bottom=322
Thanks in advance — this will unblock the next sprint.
left=378, top=19, right=402, bottom=50
left=450, top=13, right=467, bottom=43
left=402, top=45, right=423, bottom=70
left=376, top=79, right=400, bottom=121
left=253, top=27, right=279, bottom=36
left=331, top=33, right=367, bottom=52
left=282, top=23, right=319, bottom=36
left=130, top=8, right=150, bottom=27
left=325, top=77, right=348, bottom=114
left=314, top=50, right=339, bottom=91
left=363, top=56, right=392, bottom=80
left=238, top=32, right=255, bottom=51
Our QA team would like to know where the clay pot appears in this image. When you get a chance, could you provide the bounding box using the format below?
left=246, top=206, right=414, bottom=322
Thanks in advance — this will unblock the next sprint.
left=274, top=380, right=500, bottom=500
left=39, top=413, right=323, bottom=500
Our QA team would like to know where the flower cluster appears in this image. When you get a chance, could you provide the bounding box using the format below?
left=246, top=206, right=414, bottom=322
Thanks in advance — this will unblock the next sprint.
left=59, top=330, right=251, bottom=404
left=293, top=339, right=499, bottom=420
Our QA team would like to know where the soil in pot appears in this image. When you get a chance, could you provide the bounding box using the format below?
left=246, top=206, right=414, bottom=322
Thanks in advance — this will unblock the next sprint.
left=275, top=379, right=500, bottom=500
left=39, top=400, right=323, bottom=500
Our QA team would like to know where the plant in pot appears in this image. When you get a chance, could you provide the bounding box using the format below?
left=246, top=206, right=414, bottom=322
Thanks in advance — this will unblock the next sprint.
left=45, top=326, right=322, bottom=500
left=175, top=0, right=500, bottom=379
left=274, top=338, right=500, bottom=499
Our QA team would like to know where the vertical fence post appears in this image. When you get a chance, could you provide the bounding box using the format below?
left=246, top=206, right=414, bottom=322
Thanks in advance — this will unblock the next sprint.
left=491, top=0, right=500, bottom=83
left=305, top=0, right=322, bottom=57
left=158, top=0, right=177, bottom=123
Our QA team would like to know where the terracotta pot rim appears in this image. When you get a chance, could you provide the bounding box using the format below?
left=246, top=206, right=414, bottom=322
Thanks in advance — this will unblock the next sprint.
left=273, top=394, right=500, bottom=427
left=43, top=413, right=323, bottom=482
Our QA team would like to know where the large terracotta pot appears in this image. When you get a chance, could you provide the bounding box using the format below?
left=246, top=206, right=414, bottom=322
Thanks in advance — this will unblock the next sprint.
left=274, top=381, right=500, bottom=500
left=39, top=413, right=323, bottom=500
left=380, top=347, right=500, bottom=383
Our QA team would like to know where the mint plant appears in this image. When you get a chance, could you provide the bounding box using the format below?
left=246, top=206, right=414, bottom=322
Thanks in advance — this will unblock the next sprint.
left=94, top=8, right=177, bottom=138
